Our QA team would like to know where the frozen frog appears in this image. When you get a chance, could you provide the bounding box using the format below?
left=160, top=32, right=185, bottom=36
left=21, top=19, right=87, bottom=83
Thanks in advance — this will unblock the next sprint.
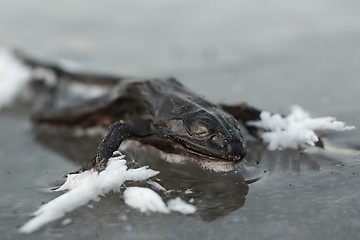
left=16, top=51, right=263, bottom=173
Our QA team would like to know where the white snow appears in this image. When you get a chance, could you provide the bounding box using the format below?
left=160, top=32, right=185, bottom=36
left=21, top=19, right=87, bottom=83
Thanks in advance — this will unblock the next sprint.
left=19, top=152, right=197, bottom=234
left=167, top=197, right=197, bottom=214
left=19, top=152, right=159, bottom=234
left=123, top=187, right=170, bottom=214
left=31, top=67, right=57, bottom=86
left=0, top=48, right=32, bottom=109
left=0, top=48, right=59, bottom=109
left=247, top=105, right=355, bottom=150
left=124, top=187, right=196, bottom=215
left=61, top=218, right=72, bottom=226
left=68, top=82, right=108, bottom=99
left=0, top=48, right=89, bottom=109
left=184, top=189, right=193, bottom=194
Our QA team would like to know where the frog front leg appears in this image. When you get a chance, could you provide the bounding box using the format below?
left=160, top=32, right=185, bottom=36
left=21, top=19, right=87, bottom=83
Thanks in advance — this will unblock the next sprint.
left=77, top=121, right=153, bottom=173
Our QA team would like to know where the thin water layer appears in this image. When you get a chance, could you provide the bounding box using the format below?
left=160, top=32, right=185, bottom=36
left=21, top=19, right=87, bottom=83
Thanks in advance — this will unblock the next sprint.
left=1, top=111, right=359, bottom=240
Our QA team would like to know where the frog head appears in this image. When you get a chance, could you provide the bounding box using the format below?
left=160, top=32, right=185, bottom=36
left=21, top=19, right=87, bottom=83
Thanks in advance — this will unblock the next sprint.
left=154, top=94, right=246, bottom=162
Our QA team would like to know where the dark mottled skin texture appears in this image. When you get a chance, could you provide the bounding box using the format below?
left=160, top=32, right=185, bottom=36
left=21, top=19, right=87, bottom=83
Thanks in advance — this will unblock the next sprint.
left=16, top=50, right=262, bottom=172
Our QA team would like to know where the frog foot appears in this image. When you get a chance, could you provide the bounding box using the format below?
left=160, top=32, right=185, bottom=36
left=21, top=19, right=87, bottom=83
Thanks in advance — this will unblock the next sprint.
left=64, top=157, right=105, bottom=177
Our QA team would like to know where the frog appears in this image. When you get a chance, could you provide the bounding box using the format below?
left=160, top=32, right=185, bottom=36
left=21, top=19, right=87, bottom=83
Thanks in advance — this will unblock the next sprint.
left=15, top=50, right=262, bottom=173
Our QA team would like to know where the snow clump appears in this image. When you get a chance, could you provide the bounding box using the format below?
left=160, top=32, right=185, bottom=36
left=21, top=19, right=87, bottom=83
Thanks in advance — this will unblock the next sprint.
left=247, top=105, right=355, bottom=150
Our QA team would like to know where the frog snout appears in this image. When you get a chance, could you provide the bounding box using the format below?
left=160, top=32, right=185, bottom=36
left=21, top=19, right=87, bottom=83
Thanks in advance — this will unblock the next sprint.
left=226, top=139, right=247, bottom=162
left=209, top=134, right=246, bottom=162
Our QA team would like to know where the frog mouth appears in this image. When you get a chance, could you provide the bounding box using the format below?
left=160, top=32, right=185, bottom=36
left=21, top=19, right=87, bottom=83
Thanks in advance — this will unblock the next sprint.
left=167, top=133, right=244, bottom=163
left=182, top=143, right=243, bottom=163
left=121, top=140, right=237, bottom=172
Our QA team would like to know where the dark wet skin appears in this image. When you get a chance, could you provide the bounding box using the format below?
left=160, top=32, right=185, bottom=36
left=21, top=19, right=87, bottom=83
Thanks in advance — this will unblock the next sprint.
left=15, top=50, right=262, bottom=172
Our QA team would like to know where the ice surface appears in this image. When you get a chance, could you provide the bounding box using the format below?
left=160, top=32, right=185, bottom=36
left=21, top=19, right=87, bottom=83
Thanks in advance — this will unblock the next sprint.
left=247, top=105, right=355, bottom=150
left=19, top=153, right=159, bottom=234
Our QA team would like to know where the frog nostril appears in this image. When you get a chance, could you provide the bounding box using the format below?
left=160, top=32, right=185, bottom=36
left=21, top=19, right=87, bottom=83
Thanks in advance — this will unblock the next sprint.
left=210, top=136, right=246, bottom=161
left=226, top=140, right=247, bottom=161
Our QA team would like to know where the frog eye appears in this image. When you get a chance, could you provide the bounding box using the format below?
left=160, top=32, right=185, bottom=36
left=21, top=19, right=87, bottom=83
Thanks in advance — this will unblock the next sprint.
left=190, top=123, right=209, bottom=137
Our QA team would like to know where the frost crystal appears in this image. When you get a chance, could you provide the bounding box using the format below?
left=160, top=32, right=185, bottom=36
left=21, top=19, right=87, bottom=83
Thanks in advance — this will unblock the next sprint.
left=19, top=153, right=159, bottom=234
left=167, top=197, right=197, bottom=214
left=19, top=152, right=197, bottom=234
left=0, top=48, right=32, bottom=108
left=0, top=48, right=58, bottom=109
left=124, top=187, right=170, bottom=213
left=247, top=105, right=355, bottom=150
left=123, top=188, right=196, bottom=215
